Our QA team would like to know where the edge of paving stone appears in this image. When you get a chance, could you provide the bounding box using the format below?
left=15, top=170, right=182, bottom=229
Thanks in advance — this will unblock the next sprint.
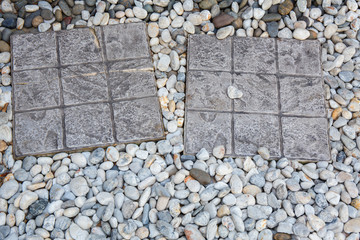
left=10, top=23, right=167, bottom=160
left=183, top=35, right=331, bottom=162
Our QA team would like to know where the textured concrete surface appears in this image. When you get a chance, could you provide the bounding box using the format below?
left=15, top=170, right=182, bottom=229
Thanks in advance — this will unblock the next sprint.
left=12, top=23, right=164, bottom=158
left=185, top=35, right=329, bottom=161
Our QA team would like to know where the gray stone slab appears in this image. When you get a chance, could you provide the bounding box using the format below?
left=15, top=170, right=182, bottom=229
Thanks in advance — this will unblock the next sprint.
left=188, top=35, right=232, bottom=71
left=281, top=117, right=330, bottom=161
left=233, top=113, right=281, bottom=158
left=113, top=97, right=164, bottom=142
left=14, top=109, right=64, bottom=157
left=233, top=73, right=278, bottom=114
left=108, top=59, right=156, bottom=101
left=64, top=103, right=114, bottom=148
left=102, top=23, right=150, bottom=61
left=185, top=111, right=232, bottom=155
left=277, top=39, right=321, bottom=76
left=61, top=63, right=108, bottom=105
left=233, top=37, right=276, bottom=74
left=57, top=27, right=104, bottom=65
left=185, top=35, right=329, bottom=160
left=186, top=71, right=232, bottom=111
left=11, top=32, right=57, bottom=71
left=13, top=68, right=61, bottom=111
left=279, top=76, right=326, bottom=117
left=12, top=23, right=163, bottom=158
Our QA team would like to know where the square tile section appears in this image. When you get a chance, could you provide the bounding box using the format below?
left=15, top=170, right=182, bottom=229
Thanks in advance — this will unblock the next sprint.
left=61, top=63, right=108, bottom=105
left=282, top=117, right=330, bottom=161
left=108, top=59, right=156, bottom=101
left=103, top=23, right=150, bottom=61
left=11, top=32, right=57, bottom=71
left=279, top=76, right=326, bottom=117
left=185, top=35, right=329, bottom=160
left=185, top=111, right=232, bottom=155
left=186, top=71, right=232, bottom=111
left=233, top=37, right=276, bottom=74
left=13, top=68, right=61, bottom=111
left=12, top=23, right=164, bottom=158
left=188, top=35, right=232, bottom=72
left=234, top=113, right=281, bottom=158
left=113, top=97, right=164, bottom=142
left=57, top=27, right=104, bottom=66
left=64, top=103, right=114, bottom=148
left=277, top=39, right=321, bottom=76
left=233, top=73, right=278, bottom=114
left=14, top=109, right=64, bottom=156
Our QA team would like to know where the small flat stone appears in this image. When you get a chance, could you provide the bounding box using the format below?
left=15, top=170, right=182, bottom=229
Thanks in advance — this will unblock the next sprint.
left=190, top=168, right=211, bottom=185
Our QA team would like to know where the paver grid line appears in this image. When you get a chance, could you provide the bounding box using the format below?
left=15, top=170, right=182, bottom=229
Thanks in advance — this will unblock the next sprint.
left=230, top=36, right=235, bottom=156
left=274, top=38, right=284, bottom=158
left=55, top=34, right=67, bottom=150
left=185, top=35, right=330, bottom=161
left=99, top=26, right=118, bottom=143
left=11, top=23, right=165, bottom=158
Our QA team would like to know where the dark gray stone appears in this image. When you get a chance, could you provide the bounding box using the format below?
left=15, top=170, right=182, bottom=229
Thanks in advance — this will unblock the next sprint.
left=279, top=76, right=325, bottom=117
left=61, top=63, right=108, bottom=105
left=186, top=71, right=232, bottom=111
left=13, top=68, right=61, bottom=111
left=233, top=73, right=278, bottom=113
left=112, top=97, right=164, bottom=142
left=11, top=32, right=57, bottom=71
left=14, top=109, right=64, bottom=157
left=233, top=113, right=281, bottom=157
left=57, top=27, right=104, bottom=65
left=188, top=34, right=232, bottom=71
left=281, top=117, right=330, bottom=160
left=185, top=111, right=232, bottom=155
left=233, top=37, right=276, bottom=74
left=64, top=103, right=114, bottom=148
left=108, top=59, right=156, bottom=101
left=277, top=39, right=321, bottom=76
left=102, top=22, right=150, bottom=61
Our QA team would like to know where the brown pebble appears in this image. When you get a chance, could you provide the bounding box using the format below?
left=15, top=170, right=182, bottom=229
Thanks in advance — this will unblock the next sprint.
left=308, top=29, right=318, bottom=39
left=0, top=41, right=10, bottom=53
left=55, top=9, right=63, bottom=22
left=274, top=233, right=291, bottom=240
left=189, top=168, right=211, bottom=185
left=232, top=17, right=243, bottom=29
left=32, top=16, right=44, bottom=28
left=278, top=0, right=293, bottom=15
left=351, top=199, right=360, bottom=210
left=212, top=13, right=235, bottom=28
left=0, top=141, right=7, bottom=152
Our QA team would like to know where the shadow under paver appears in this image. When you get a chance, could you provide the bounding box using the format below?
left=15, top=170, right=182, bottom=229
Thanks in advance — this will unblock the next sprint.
left=185, top=35, right=330, bottom=161
left=11, top=23, right=164, bottom=158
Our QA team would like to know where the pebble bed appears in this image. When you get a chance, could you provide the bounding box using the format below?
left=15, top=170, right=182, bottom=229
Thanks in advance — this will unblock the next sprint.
left=0, top=0, right=360, bottom=239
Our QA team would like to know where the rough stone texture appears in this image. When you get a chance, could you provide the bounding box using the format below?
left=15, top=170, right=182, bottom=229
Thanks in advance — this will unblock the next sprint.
left=188, top=35, right=232, bottom=71
left=12, top=23, right=164, bottom=158
left=113, top=97, right=164, bottom=143
left=185, top=111, right=232, bottom=155
left=57, top=27, right=104, bottom=65
left=61, top=64, right=108, bottom=105
left=11, top=32, right=57, bottom=71
left=233, top=73, right=278, bottom=113
left=234, top=114, right=281, bottom=158
left=282, top=117, right=330, bottom=161
left=185, top=35, right=329, bottom=160
left=186, top=71, right=232, bottom=111
left=14, top=109, right=64, bottom=156
left=277, top=39, right=321, bottom=76
left=102, top=23, right=150, bottom=61
left=233, top=37, right=276, bottom=74
left=279, top=76, right=326, bottom=116
left=13, top=68, right=61, bottom=111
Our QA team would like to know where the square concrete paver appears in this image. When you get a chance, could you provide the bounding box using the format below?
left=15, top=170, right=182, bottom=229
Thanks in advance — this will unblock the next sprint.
left=185, top=35, right=329, bottom=161
left=11, top=23, right=164, bottom=158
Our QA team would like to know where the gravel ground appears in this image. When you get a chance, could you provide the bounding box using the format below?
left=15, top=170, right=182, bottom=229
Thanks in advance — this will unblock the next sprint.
left=0, top=0, right=360, bottom=239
